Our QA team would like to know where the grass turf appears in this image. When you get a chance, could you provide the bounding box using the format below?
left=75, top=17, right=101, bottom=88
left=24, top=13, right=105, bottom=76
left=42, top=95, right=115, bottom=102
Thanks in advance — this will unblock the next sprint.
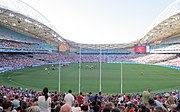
left=0, top=63, right=179, bottom=94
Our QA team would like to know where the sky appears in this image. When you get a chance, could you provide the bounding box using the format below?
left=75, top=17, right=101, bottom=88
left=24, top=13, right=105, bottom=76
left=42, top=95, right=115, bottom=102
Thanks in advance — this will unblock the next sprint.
left=21, top=0, right=175, bottom=44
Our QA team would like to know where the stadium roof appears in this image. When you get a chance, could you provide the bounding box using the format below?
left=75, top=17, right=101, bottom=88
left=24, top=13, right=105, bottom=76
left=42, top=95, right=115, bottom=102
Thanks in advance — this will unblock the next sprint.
left=65, top=0, right=180, bottom=49
left=0, top=0, right=65, bottom=44
left=140, top=0, right=180, bottom=44
left=0, top=0, right=179, bottom=49
left=0, top=0, right=138, bottom=49
left=65, top=39, right=137, bottom=49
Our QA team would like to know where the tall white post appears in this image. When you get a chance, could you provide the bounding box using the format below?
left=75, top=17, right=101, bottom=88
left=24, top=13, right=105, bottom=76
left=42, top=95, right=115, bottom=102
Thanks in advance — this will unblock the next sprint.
left=99, top=46, right=102, bottom=92
left=58, top=62, right=61, bottom=92
left=120, top=62, right=122, bottom=94
left=78, top=44, right=81, bottom=93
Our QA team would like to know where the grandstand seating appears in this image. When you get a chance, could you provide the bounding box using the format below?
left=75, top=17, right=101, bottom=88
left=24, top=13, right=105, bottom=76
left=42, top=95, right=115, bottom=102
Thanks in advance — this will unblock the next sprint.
left=150, top=44, right=170, bottom=50
left=150, top=44, right=180, bottom=53
left=130, top=54, right=176, bottom=64
left=0, top=26, right=46, bottom=44
left=0, top=53, right=46, bottom=71
left=157, top=57, right=180, bottom=67
left=0, top=26, right=58, bottom=52
left=77, top=49, right=129, bottom=54
left=0, top=51, right=179, bottom=73
left=161, top=36, right=180, bottom=44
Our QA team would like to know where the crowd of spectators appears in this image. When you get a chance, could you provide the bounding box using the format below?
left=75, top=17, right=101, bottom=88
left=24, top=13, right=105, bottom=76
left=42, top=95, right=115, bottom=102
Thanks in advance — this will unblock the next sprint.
left=0, top=53, right=45, bottom=69
left=33, top=53, right=180, bottom=67
left=0, top=39, right=49, bottom=52
left=0, top=32, right=46, bottom=44
left=0, top=53, right=179, bottom=72
left=130, top=54, right=177, bottom=64
left=160, top=37, right=180, bottom=44
left=157, top=57, right=180, bottom=67
left=33, top=53, right=79, bottom=63
left=33, top=53, right=147, bottom=63
left=150, top=44, right=180, bottom=53
left=0, top=31, right=179, bottom=68
left=0, top=86, right=180, bottom=112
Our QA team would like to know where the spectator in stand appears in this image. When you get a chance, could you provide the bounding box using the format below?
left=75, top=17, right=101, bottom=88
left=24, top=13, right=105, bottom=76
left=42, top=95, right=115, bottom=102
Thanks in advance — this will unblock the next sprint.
left=148, top=98, right=168, bottom=112
left=71, top=102, right=81, bottom=112
left=125, top=103, right=134, bottom=112
left=112, top=108, right=120, bottom=112
left=166, top=96, right=177, bottom=112
left=27, top=106, right=40, bottom=112
left=103, top=106, right=111, bottom=112
left=88, top=92, right=94, bottom=103
left=50, top=102, right=56, bottom=112
left=77, top=92, right=83, bottom=106
left=18, top=101, right=27, bottom=112
left=112, top=103, right=121, bottom=112
left=83, top=95, right=89, bottom=104
left=2, top=100, right=13, bottom=112
left=60, top=104, right=71, bottom=112
left=81, top=104, right=88, bottom=112
left=12, top=95, right=20, bottom=109
left=106, top=102, right=115, bottom=111
left=91, top=95, right=101, bottom=112
left=64, top=90, right=74, bottom=107
left=153, top=106, right=163, bottom=112
left=55, top=105, right=61, bottom=112
left=142, top=89, right=151, bottom=105
left=174, top=100, right=180, bottom=112
left=98, top=92, right=103, bottom=103
left=137, top=104, right=150, bottom=112
left=38, top=87, right=51, bottom=112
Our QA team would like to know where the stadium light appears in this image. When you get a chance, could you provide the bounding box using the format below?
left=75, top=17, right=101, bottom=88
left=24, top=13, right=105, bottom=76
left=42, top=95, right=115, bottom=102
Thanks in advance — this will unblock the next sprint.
left=52, top=33, right=57, bottom=37
left=0, top=9, right=4, bottom=13
left=165, top=22, right=169, bottom=25
left=9, top=13, right=14, bottom=17
left=175, top=16, right=179, bottom=20
left=150, top=33, right=154, bottom=36
left=25, top=19, right=32, bottom=23
left=3, top=20, right=7, bottom=23
left=171, top=18, right=175, bottom=21
left=34, top=23, right=42, bottom=28
left=12, top=23, right=16, bottom=26
left=25, top=28, right=28, bottom=31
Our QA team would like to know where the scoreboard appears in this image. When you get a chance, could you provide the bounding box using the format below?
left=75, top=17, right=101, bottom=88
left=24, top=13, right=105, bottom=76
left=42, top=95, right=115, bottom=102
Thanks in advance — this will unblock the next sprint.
left=134, top=44, right=150, bottom=53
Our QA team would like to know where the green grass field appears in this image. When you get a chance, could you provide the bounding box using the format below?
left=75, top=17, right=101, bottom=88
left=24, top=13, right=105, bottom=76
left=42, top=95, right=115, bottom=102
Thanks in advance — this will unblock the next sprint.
left=0, top=63, right=180, bottom=94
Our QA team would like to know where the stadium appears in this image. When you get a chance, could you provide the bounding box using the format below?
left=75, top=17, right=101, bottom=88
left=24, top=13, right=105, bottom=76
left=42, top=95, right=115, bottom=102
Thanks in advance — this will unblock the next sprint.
left=0, top=0, right=180, bottom=112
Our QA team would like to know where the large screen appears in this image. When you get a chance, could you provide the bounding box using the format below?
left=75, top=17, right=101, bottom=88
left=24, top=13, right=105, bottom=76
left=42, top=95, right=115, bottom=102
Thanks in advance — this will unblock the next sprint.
left=134, top=44, right=147, bottom=53
left=59, top=43, right=69, bottom=52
